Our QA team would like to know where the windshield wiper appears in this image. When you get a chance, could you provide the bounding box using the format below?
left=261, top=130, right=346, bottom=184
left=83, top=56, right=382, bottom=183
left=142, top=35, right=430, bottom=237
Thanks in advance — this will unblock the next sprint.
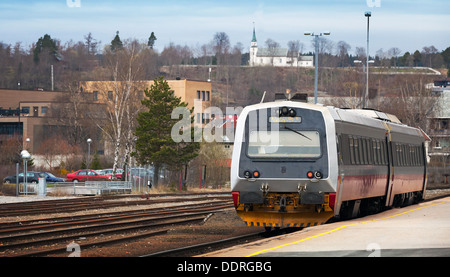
left=284, top=126, right=312, bottom=141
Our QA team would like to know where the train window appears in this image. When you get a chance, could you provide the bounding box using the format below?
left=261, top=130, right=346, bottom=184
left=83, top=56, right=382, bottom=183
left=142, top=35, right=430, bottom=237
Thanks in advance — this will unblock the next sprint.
left=337, top=135, right=344, bottom=165
left=419, top=146, right=424, bottom=165
left=372, top=139, right=378, bottom=164
left=349, top=137, right=355, bottom=165
left=403, top=145, right=408, bottom=166
left=376, top=140, right=381, bottom=165
left=247, top=130, right=321, bottom=158
left=411, top=146, right=417, bottom=166
left=358, top=138, right=365, bottom=165
left=361, top=138, right=368, bottom=165
left=366, top=139, right=373, bottom=165
left=380, top=141, right=386, bottom=165
left=397, top=144, right=403, bottom=166
left=354, top=137, right=360, bottom=164
left=405, top=145, right=411, bottom=166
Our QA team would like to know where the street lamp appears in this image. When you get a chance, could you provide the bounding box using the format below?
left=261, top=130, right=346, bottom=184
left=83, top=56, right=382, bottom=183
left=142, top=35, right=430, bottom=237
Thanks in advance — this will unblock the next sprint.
left=304, top=31, right=330, bottom=104
left=365, top=11, right=371, bottom=108
left=354, top=59, right=374, bottom=108
left=20, top=149, right=31, bottom=195
left=87, top=138, right=92, bottom=169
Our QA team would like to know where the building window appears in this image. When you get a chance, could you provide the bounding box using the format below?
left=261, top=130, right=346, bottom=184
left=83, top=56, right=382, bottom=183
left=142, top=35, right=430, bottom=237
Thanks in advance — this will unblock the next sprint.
left=108, top=91, right=113, bottom=100
left=41, top=106, right=48, bottom=115
left=197, top=90, right=201, bottom=100
left=93, top=91, right=98, bottom=101
left=206, top=91, right=210, bottom=101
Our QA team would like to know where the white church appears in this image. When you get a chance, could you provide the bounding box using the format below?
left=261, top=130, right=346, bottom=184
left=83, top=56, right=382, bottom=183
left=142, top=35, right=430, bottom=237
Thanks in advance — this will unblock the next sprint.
left=249, top=27, right=314, bottom=67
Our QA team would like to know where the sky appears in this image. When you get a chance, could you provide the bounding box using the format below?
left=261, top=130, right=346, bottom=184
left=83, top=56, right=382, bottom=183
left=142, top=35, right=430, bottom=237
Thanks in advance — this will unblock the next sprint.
left=0, top=0, right=449, bottom=56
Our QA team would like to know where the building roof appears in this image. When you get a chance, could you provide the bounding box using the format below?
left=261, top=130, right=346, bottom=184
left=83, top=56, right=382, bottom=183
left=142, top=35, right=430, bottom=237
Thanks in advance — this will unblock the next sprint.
left=256, top=48, right=290, bottom=57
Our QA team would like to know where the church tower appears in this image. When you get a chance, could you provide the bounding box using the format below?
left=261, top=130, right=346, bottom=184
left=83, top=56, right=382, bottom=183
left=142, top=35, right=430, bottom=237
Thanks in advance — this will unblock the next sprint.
left=249, top=24, right=258, bottom=66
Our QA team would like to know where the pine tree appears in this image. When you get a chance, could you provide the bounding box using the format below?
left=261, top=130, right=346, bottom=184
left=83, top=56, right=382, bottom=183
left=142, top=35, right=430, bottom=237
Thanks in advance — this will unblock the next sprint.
left=134, top=76, right=199, bottom=186
left=33, top=34, right=58, bottom=63
left=148, top=32, right=157, bottom=49
left=110, top=31, right=123, bottom=52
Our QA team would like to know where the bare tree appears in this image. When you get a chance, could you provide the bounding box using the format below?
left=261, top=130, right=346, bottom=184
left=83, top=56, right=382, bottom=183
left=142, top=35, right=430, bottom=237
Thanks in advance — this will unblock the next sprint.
left=388, top=47, right=402, bottom=67
left=287, top=40, right=301, bottom=66
left=265, top=38, right=280, bottom=66
left=96, top=39, right=147, bottom=176
left=213, top=32, right=231, bottom=66
left=381, top=76, right=438, bottom=130
left=337, top=41, right=351, bottom=67
left=84, top=32, right=100, bottom=55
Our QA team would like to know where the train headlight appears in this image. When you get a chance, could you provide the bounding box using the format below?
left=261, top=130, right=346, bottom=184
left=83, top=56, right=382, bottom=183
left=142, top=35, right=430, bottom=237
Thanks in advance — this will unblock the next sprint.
left=288, top=108, right=296, bottom=117
left=280, top=106, right=289, bottom=116
left=307, top=171, right=323, bottom=179
left=243, top=171, right=252, bottom=179
left=314, top=171, right=323, bottom=179
left=279, top=107, right=297, bottom=117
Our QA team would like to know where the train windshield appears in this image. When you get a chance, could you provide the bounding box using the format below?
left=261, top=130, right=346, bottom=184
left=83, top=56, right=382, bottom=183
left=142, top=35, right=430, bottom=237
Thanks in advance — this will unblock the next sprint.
left=248, top=130, right=321, bottom=158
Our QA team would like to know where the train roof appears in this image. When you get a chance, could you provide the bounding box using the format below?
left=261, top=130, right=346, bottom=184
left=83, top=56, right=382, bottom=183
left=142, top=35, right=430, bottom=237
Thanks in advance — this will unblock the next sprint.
left=326, top=106, right=429, bottom=141
left=241, top=100, right=428, bottom=141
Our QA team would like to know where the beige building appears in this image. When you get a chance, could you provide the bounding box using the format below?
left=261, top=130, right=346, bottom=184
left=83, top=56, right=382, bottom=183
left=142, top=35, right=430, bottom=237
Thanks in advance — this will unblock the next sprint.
left=0, top=79, right=212, bottom=156
left=0, top=89, right=66, bottom=153
left=81, top=79, right=212, bottom=126
left=81, top=79, right=211, bottom=110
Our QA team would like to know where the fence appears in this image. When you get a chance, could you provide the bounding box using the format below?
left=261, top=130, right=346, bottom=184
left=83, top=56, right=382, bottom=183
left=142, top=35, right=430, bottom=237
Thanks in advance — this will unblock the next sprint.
left=47, top=181, right=132, bottom=195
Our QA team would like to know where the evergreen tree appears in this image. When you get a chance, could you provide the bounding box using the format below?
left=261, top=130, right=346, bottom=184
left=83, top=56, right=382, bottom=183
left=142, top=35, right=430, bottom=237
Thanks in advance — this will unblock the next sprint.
left=110, top=31, right=123, bottom=52
left=33, top=34, right=58, bottom=63
left=90, top=153, right=102, bottom=170
left=148, top=32, right=157, bottom=49
left=134, top=76, right=199, bottom=185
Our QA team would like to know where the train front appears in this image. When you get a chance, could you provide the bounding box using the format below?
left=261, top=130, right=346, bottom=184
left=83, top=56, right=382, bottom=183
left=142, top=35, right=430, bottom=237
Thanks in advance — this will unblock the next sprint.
left=231, top=101, right=337, bottom=228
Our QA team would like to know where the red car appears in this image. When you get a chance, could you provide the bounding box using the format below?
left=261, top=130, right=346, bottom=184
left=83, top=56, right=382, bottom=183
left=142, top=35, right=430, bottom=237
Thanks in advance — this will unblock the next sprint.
left=100, top=168, right=123, bottom=180
left=66, top=169, right=109, bottom=182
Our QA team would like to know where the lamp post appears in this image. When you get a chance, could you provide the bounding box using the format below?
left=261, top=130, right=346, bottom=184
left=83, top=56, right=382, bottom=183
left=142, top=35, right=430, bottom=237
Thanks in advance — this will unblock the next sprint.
left=365, top=11, right=371, bottom=108
left=304, top=31, right=330, bottom=104
left=87, top=138, right=92, bottom=169
left=87, top=138, right=92, bottom=182
left=354, top=59, right=374, bottom=108
left=20, top=150, right=31, bottom=195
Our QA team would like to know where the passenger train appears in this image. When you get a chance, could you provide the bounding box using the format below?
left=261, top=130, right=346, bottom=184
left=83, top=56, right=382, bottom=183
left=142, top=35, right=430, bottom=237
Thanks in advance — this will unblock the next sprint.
left=230, top=95, right=428, bottom=228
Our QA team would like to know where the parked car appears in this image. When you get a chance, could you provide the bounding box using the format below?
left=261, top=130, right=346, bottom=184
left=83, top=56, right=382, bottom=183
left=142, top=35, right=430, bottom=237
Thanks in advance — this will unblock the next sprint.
left=101, top=168, right=123, bottom=180
left=3, top=172, right=44, bottom=184
left=66, top=169, right=109, bottom=182
left=42, top=172, right=65, bottom=183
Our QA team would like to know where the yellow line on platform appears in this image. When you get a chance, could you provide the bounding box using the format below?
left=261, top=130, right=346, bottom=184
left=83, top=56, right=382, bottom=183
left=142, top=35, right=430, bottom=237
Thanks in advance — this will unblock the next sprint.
left=246, top=199, right=448, bottom=257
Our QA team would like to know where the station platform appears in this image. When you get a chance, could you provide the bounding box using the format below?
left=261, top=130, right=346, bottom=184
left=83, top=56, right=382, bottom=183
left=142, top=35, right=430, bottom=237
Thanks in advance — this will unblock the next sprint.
left=201, top=196, right=450, bottom=257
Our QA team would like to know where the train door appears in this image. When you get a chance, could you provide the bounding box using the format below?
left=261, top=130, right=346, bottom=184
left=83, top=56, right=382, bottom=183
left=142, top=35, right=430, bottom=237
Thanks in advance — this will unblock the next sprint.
left=421, top=142, right=428, bottom=197
left=385, top=136, right=395, bottom=207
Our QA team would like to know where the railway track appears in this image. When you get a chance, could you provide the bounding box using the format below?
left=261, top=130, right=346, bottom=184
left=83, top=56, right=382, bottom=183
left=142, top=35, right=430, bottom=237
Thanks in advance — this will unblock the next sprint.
left=0, top=193, right=235, bottom=257
left=0, top=193, right=231, bottom=217
left=0, top=204, right=234, bottom=257
left=1, top=189, right=448, bottom=257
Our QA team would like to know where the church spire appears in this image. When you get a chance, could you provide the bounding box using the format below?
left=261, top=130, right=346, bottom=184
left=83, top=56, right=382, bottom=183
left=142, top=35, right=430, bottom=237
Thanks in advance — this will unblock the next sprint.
left=251, top=22, right=257, bottom=43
